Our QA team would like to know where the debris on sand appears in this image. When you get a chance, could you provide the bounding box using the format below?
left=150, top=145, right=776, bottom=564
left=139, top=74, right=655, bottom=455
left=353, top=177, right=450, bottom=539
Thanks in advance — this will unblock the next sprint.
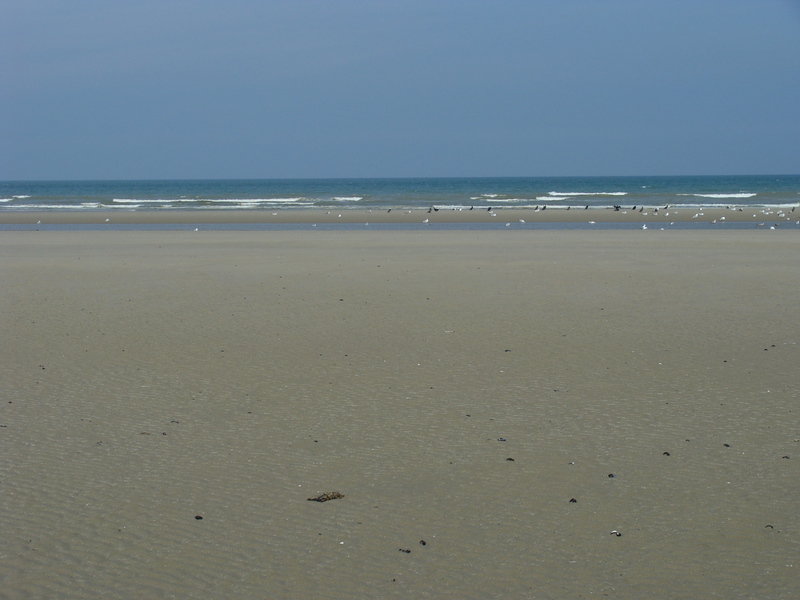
left=307, top=491, right=345, bottom=502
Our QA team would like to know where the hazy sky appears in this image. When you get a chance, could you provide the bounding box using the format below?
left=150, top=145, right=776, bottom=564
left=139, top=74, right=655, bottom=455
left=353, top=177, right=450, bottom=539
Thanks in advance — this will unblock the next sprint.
left=1, top=0, right=798, bottom=180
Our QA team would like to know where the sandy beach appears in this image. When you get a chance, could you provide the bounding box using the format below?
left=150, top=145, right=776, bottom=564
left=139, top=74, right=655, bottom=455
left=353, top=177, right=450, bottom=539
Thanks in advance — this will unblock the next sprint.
left=1, top=229, right=798, bottom=599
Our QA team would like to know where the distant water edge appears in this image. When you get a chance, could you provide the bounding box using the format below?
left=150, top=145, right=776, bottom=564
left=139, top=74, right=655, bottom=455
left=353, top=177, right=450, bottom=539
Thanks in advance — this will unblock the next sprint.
left=1, top=175, right=798, bottom=213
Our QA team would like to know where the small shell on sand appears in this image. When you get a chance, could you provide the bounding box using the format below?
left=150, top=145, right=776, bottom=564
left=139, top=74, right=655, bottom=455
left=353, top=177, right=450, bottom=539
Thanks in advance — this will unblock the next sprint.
left=307, top=491, right=345, bottom=502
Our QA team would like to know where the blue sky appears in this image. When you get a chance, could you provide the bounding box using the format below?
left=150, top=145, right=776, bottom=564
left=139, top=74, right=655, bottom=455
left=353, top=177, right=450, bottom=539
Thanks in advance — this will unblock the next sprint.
left=1, top=0, right=798, bottom=180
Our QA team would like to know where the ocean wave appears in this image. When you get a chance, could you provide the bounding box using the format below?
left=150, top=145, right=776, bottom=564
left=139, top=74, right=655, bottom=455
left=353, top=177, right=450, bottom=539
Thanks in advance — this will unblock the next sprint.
left=332, top=196, right=363, bottom=202
left=549, top=191, right=628, bottom=196
left=537, top=196, right=568, bottom=201
left=472, top=197, right=534, bottom=203
left=0, top=198, right=13, bottom=202
left=678, top=193, right=757, bottom=199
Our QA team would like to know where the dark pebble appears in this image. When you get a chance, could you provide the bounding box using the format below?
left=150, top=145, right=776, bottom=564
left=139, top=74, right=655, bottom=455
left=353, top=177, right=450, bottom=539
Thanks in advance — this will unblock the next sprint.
left=506, top=457, right=515, bottom=461
left=569, top=498, right=577, bottom=503
left=419, top=540, right=427, bottom=545
left=399, top=548, right=411, bottom=553
left=723, top=444, right=731, bottom=447
left=608, top=474, right=616, bottom=478
left=663, top=451, right=670, bottom=456
left=195, top=515, right=203, bottom=520
left=497, top=438, right=506, bottom=442
left=782, top=455, right=790, bottom=459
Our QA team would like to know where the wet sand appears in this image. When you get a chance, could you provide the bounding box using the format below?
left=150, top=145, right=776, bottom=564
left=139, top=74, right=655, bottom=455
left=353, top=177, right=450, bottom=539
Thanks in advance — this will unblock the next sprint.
left=1, top=230, right=798, bottom=599
left=1, top=204, right=798, bottom=226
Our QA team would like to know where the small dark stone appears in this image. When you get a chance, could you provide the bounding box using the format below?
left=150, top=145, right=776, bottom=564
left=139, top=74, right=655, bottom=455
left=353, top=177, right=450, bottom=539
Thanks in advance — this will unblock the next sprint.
left=399, top=548, right=411, bottom=553
left=723, top=444, right=731, bottom=447
left=782, top=455, right=790, bottom=459
left=569, top=498, right=577, bottom=503
left=506, top=457, right=515, bottom=461
left=608, top=474, right=616, bottom=478
left=419, top=540, right=427, bottom=545
left=195, top=515, right=203, bottom=520
left=663, top=451, right=670, bottom=456
left=765, top=525, right=774, bottom=528
left=497, top=438, right=506, bottom=442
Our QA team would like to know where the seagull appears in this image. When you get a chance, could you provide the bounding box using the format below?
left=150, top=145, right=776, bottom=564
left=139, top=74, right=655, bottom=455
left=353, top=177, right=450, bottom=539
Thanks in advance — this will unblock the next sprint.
left=422, top=218, right=429, bottom=223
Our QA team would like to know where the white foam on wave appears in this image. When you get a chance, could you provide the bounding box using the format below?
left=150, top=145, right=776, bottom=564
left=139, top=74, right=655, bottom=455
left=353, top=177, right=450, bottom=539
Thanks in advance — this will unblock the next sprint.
left=11, top=204, right=105, bottom=210
left=678, top=193, right=757, bottom=199
left=549, top=191, right=627, bottom=196
left=433, top=205, right=469, bottom=211
left=13, top=195, right=31, bottom=198
left=114, top=198, right=199, bottom=204
left=195, top=202, right=316, bottom=209
left=332, top=196, right=363, bottom=202
left=113, top=197, right=306, bottom=204
left=0, top=198, right=13, bottom=202
left=537, top=196, right=568, bottom=201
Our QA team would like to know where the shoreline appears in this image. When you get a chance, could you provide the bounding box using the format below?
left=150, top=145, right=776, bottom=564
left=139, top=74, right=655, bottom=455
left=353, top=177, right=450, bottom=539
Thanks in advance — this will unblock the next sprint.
left=1, top=205, right=798, bottom=226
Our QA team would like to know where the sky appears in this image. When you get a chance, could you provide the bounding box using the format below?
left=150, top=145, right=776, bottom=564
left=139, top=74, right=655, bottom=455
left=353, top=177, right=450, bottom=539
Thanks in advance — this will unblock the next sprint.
left=1, top=0, right=799, bottom=180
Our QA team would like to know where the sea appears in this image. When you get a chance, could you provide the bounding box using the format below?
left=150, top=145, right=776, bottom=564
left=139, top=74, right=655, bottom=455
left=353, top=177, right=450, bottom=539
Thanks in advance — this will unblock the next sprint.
left=2, top=175, right=799, bottom=213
